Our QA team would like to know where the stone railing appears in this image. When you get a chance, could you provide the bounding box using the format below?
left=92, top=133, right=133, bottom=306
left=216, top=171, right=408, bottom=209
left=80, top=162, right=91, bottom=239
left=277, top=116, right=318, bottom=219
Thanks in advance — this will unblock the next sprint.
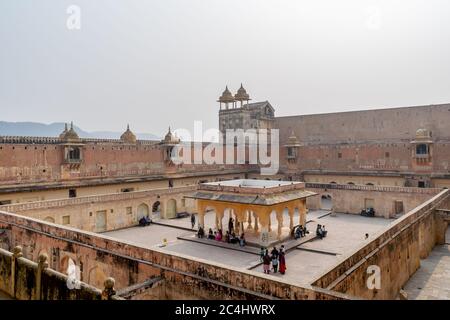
left=199, top=181, right=305, bottom=195
left=305, top=182, right=442, bottom=194
left=0, top=185, right=196, bottom=213
left=0, top=135, right=159, bottom=145
left=0, top=246, right=123, bottom=300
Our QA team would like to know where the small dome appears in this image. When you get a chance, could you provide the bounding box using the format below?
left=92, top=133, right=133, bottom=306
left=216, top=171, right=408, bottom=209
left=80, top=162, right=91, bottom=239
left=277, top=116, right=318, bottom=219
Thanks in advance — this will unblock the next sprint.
left=162, top=127, right=180, bottom=144
left=234, top=83, right=251, bottom=101
left=217, top=86, right=235, bottom=103
left=120, top=124, right=137, bottom=144
left=416, top=128, right=431, bottom=139
left=60, top=122, right=79, bottom=140
left=286, top=129, right=301, bottom=146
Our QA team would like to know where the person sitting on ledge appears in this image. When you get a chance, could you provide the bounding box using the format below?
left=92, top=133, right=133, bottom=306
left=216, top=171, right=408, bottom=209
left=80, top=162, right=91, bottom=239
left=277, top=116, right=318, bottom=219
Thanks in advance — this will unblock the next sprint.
left=225, top=231, right=231, bottom=243
left=230, top=232, right=239, bottom=244
left=208, top=228, right=215, bottom=240
left=139, top=216, right=151, bottom=226
left=294, top=226, right=302, bottom=239
left=197, top=226, right=205, bottom=238
left=239, top=233, right=246, bottom=247
left=215, top=229, right=223, bottom=241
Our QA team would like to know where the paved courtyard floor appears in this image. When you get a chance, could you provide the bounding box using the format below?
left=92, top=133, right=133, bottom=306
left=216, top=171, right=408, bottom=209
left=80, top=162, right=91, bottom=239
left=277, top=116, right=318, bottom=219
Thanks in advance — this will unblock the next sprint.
left=104, top=210, right=393, bottom=285
left=403, top=228, right=450, bottom=300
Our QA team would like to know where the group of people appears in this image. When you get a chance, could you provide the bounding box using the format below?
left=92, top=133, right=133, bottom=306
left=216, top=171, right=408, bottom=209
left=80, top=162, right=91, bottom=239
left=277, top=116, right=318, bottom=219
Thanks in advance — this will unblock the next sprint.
left=138, top=216, right=152, bottom=226
left=261, top=246, right=286, bottom=275
left=293, top=225, right=308, bottom=239
left=196, top=216, right=247, bottom=247
left=316, top=224, right=327, bottom=239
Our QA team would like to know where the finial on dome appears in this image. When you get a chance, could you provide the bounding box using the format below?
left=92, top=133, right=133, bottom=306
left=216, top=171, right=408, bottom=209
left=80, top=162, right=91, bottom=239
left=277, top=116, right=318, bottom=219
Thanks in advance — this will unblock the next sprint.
left=120, top=124, right=136, bottom=143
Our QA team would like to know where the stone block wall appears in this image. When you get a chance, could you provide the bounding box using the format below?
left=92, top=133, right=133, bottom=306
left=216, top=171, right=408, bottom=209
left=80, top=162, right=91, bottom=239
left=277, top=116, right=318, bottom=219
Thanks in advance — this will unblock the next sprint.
left=311, top=189, right=450, bottom=299
left=305, top=183, right=441, bottom=218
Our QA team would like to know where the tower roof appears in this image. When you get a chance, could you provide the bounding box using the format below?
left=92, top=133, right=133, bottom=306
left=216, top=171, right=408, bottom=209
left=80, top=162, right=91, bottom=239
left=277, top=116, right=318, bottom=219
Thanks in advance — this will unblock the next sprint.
left=217, top=86, right=235, bottom=103
left=234, top=83, right=251, bottom=101
left=60, top=122, right=80, bottom=141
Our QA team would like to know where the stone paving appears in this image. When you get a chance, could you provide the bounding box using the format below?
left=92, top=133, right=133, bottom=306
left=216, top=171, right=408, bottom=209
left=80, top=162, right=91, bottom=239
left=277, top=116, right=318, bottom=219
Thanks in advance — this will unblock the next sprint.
left=403, top=228, right=450, bottom=300
left=105, top=209, right=393, bottom=285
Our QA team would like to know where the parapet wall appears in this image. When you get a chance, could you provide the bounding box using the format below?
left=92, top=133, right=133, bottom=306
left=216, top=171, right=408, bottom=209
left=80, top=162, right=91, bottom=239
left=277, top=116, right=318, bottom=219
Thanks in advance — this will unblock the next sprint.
left=305, top=183, right=441, bottom=218
left=311, top=189, right=450, bottom=299
left=0, top=247, right=115, bottom=300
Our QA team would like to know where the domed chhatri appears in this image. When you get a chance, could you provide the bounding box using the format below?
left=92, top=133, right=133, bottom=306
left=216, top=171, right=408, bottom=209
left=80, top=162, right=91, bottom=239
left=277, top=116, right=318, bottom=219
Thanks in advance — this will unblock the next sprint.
left=162, top=126, right=180, bottom=145
left=234, top=83, right=251, bottom=108
left=234, top=83, right=250, bottom=101
left=120, top=124, right=137, bottom=144
left=218, top=86, right=235, bottom=103
left=286, top=129, right=301, bottom=146
left=415, top=128, right=431, bottom=140
left=60, top=122, right=80, bottom=141
left=217, top=86, right=236, bottom=110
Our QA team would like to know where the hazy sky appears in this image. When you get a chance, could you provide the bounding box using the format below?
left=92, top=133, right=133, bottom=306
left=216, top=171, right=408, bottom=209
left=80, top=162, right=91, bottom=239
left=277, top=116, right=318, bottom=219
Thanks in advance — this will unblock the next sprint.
left=1, top=0, right=450, bottom=136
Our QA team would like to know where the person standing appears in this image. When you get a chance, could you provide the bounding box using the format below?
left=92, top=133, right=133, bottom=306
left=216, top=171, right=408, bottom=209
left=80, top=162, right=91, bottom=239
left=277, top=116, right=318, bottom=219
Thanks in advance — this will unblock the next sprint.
left=263, top=250, right=271, bottom=274
left=279, top=251, right=286, bottom=274
left=271, top=252, right=279, bottom=273
left=191, top=213, right=196, bottom=229
left=228, top=217, right=234, bottom=234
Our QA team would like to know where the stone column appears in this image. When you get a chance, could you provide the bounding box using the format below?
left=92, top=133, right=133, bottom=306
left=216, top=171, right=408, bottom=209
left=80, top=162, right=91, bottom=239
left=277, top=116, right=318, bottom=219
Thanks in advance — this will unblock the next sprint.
left=289, top=207, right=294, bottom=231
left=268, top=211, right=272, bottom=232
left=276, top=210, right=284, bottom=240
left=253, top=212, right=259, bottom=232
left=219, top=209, right=224, bottom=231
left=258, top=208, right=271, bottom=247
left=299, top=199, right=307, bottom=227
left=215, top=213, right=219, bottom=230
left=35, top=253, right=49, bottom=300
left=11, top=246, right=23, bottom=299
left=246, top=210, right=252, bottom=230
left=197, top=201, right=205, bottom=229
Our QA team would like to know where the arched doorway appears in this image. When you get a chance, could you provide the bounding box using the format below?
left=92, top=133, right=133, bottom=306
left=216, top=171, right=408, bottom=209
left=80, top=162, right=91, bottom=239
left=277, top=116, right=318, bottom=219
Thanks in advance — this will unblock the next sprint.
left=165, top=199, right=177, bottom=219
left=152, top=201, right=161, bottom=218
left=137, top=203, right=150, bottom=220
left=320, top=194, right=333, bottom=210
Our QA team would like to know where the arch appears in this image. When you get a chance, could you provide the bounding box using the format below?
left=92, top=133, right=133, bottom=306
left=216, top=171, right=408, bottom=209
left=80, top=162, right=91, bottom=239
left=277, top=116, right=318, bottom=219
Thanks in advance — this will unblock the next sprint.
left=87, top=265, right=107, bottom=289
left=137, top=203, right=150, bottom=220
left=320, top=194, right=333, bottom=210
left=165, top=199, right=177, bottom=219
left=44, top=216, right=55, bottom=223
left=152, top=201, right=161, bottom=213
left=330, top=181, right=337, bottom=184
left=347, top=182, right=355, bottom=185
left=366, top=183, right=374, bottom=186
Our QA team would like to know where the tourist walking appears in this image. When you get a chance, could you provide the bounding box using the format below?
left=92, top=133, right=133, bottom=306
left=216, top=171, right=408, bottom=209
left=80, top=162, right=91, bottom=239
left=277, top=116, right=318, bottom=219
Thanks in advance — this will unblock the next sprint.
left=191, top=213, right=196, bottom=229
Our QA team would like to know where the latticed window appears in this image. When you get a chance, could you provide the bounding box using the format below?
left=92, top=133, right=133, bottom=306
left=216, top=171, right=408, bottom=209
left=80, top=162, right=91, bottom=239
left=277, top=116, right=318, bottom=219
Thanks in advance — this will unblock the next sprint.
left=416, top=144, right=428, bottom=155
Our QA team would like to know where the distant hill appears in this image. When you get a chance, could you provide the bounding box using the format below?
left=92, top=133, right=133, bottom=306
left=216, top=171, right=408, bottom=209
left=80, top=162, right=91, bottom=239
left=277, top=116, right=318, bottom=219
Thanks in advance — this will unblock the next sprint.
left=0, top=121, right=160, bottom=141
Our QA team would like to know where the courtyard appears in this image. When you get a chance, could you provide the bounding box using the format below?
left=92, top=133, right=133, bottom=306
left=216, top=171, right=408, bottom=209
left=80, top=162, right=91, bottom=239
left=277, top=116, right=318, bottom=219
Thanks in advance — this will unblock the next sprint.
left=104, top=209, right=393, bottom=285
